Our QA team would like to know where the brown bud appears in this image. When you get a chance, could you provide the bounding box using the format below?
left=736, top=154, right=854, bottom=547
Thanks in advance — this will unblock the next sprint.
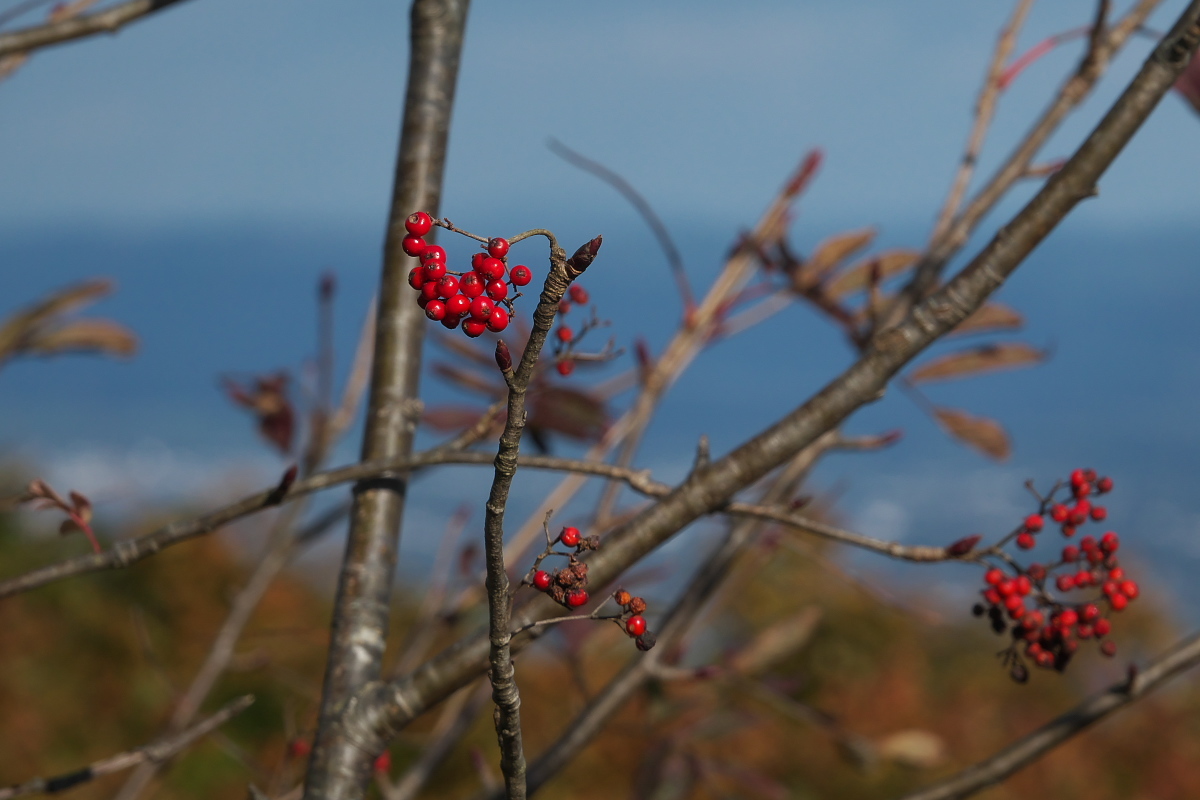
left=268, top=465, right=299, bottom=505
left=1009, top=661, right=1029, bottom=684
left=556, top=569, right=576, bottom=588
left=583, top=535, right=601, bottom=551
left=946, top=534, right=982, bottom=557
left=635, top=631, right=657, bottom=651
left=627, top=597, right=647, bottom=615
left=550, top=585, right=566, bottom=604
left=614, top=590, right=632, bottom=607
left=495, top=340, right=512, bottom=372
left=570, top=562, right=588, bottom=582
left=319, top=271, right=336, bottom=301
left=566, top=235, right=603, bottom=274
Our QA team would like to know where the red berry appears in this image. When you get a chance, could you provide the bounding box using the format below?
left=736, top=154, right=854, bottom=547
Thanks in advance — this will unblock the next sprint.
left=558, top=300, right=572, bottom=315
left=487, top=237, right=510, bottom=259
left=1076, top=623, right=1093, bottom=639
left=533, top=570, right=552, bottom=591
left=560, top=526, right=581, bottom=547
left=1025, top=514, right=1044, bottom=532
left=569, top=285, right=589, bottom=304
left=486, top=307, right=510, bottom=333
left=1059, top=609, right=1079, bottom=627
left=485, top=280, right=508, bottom=301
left=1100, top=531, right=1119, bottom=553
left=1109, top=567, right=1125, bottom=581
left=1056, top=575, right=1074, bottom=592
left=446, top=294, right=471, bottom=316
left=567, top=590, right=589, bottom=607
left=423, top=260, right=447, bottom=283
left=1100, top=640, right=1117, bottom=657
left=1071, top=469, right=1087, bottom=486
left=405, top=211, right=433, bottom=236
left=1090, top=506, right=1107, bottom=521
left=1016, top=533, right=1036, bottom=550
left=510, top=265, right=532, bottom=286
left=374, top=752, right=391, bottom=774
left=1110, top=593, right=1129, bottom=611
left=462, top=319, right=487, bottom=338
left=1094, top=618, right=1112, bottom=637
left=1081, top=603, right=1100, bottom=622
left=1015, top=576, right=1032, bottom=596
left=441, top=312, right=463, bottom=330
left=469, top=296, right=494, bottom=322
left=408, top=266, right=425, bottom=290
left=984, top=568, right=1004, bottom=585
left=1097, top=476, right=1114, bottom=493
left=998, top=579, right=1017, bottom=597
left=420, top=245, right=446, bottom=263
left=1028, top=563, right=1046, bottom=581
left=460, top=272, right=485, bottom=298
left=1080, top=535, right=1097, bottom=551
left=420, top=281, right=441, bottom=302
left=1050, top=504, right=1069, bottom=523
left=1073, top=481, right=1092, bottom=498
left=1035, top=651, right=1055, bottom=668
left=983, top=588, right=1001, bottom=605
left=437, top=274, right=460, bottom=299
left=556, top=326, right=574, bottom=343
left=403, top=235, right=427, bottom=258
left=1120, top=580, right=1139, bottom=599
left=625, top=615, right=647, bottom=636
left=1102, top=580, right=1119, bottom=597
left=1004, top=594, right=1023, bottom=612
left=287, top=738, right=312, bottom=758
left=425, top=300, right=446, bottom=321
left=1073, top=570, right=1092, bottom=588
left=556, top=360, right=574, bottom=376
left=478, top=257, right=506, bottom=282
left=1074, top=499, right=1091, bottom=517
left=1062, top=545, right=1080, bottom=562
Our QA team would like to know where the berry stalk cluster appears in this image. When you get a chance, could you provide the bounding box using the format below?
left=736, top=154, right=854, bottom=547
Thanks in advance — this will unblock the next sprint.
left=401, top=211, right=532, bottom=338
left=969, top=469, right=1138, bottom=682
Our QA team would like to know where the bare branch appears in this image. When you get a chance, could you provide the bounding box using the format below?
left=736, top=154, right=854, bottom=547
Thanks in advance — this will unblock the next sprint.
left=896, top=632, right=1200, bottom=800
left=0, top=0, right=192, bottom=59
left=0, top=695, right=253, bottom=800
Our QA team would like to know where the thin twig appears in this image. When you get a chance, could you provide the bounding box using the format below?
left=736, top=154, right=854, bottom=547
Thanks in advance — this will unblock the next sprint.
left=0, top=0, right=192, bottom=58
left=896, top=632, right=1200, bottom=800
left=0, top=695, right=253, bottom=800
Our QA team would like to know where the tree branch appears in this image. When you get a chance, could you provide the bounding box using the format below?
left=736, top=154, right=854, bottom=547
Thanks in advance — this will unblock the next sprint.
left=896, top=632, right=1200, bottom=800
left=303, top=0, right=470, bottom=797
left=0, top=0, right=192, bottom=59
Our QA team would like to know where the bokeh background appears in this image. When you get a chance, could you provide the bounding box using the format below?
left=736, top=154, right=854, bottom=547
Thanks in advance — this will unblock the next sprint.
left=3, top=1, right=1200, bottom=798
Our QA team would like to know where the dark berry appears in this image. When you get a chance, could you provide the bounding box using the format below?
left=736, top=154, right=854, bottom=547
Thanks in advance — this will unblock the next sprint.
left=1100, top=640, right=1117, bottom=657
left=1097, top=476, right=1114, bottom=493
left=440, top=312, right=463, bottom=330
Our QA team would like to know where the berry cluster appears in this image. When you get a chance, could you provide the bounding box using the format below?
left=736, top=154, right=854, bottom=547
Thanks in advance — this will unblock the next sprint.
left=530, top=526, right=600, bottom=608
left=969, top=469, right=1137, bottom=682
left=552, top=284, right=594, bottom=377
left=612, top=589, right=657, bottom=651
left=401, top=211, right=533, bottom=338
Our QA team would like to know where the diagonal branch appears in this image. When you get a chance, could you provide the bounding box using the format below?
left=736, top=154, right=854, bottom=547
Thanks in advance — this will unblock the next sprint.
left=896, top=632, right=1200, bottom=800
left=0, top=0, right=192, bottom=59
left=0, top=694, right=253, bottom=800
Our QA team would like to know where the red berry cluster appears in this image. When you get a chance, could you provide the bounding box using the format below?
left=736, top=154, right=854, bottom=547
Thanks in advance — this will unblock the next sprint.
left=530, top=526, right=600, bottom=608
left=970, top=469, right=1136, bottom=682
left=401, top=211, right=533, bottom=338
left=612, top=589, right=656, bottom=651
left=552, top=284, right=591, bottom=377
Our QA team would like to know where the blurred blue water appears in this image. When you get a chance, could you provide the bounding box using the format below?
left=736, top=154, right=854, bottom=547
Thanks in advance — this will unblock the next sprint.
left=2, top=214, right=1197, bottom=625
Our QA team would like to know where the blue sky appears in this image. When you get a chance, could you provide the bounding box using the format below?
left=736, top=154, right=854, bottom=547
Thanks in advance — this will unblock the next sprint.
left=3, top=1, right=1200, bottom=621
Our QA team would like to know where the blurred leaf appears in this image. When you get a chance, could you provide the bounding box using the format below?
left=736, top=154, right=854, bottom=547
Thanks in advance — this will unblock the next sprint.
left=878, top=729, right=946, bottom=769
left=24, top=319, right=137, bottom=358
left=434, top=331, right=504, bottom=369
left=528, top=385, right=608, bottom=443
left=933, top=407, right=1010, bottom=461
left=908, top=342, right=1043, bottom=384
left=221, top=373, right=295, bottom=454
left=949, top=303, right=1024, bottom=337
left=729, top=606, right=821, bottom=677
left=800, top=228, right=876, bottom=285
left=422, top=405, right=489, bottom=432
left=431, top=363, right=503, bottom=398
left=824, top=250, right=920, bottom=298
left=1175, top=47, right=1200, bottom=114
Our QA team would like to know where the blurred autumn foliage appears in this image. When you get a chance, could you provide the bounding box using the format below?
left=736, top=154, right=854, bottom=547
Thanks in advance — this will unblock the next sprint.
left=4, top=498, right=1200, bottom=800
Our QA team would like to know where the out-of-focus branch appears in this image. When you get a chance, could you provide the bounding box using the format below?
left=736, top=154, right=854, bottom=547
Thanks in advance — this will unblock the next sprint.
left=303, top=0, right=470, bottom=797
left=338, top=1, right=1200, bottom=747
left=0, top=0, right=192, bottom=58
left=383, top=681, right=491, bottom=800
left=0, top=695, right=253, bottom=800
left=896, top=632, right=1200, bottom=800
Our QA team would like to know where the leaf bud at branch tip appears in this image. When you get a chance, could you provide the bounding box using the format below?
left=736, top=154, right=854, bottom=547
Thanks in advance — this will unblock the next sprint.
left=495, top=339, right=512, bottom=373
left=268, top=465, right=298, bottom=505
left=566, top=235, right=603, bottom=275
left=946, top=534, right=982, bottom=557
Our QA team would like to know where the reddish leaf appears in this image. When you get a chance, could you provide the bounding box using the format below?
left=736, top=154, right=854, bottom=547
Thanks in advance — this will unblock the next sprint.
left=1176, top=47, right=1200, bottom=113
left=946, top=534, right=982, bottom=556
left=824, top=249, right=920, bottom=298
left=801, top=228, right=876, bottom=284
left=422, top=405, right=492, bottom=433
left=933, top=407, right=1011, bottom=461
left=527, top=386, right=608, bottom=443
left=908, top=343, right=1044, bottom=384
left=431, top=363, right=504, bottom=398
left=948, top=303, right=1024, bottom=337
left=221, top=372, right=295, bottom=454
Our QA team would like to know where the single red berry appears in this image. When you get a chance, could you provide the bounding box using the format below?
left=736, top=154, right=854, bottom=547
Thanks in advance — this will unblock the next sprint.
left=1094, top=618, right=1112, bottom=637
left=1025, top=610, right=1044, bottom=629
left=486, top=307, right=510, bottom=333
left=462, top=319, right=487, bottom=338
left=425, top=300, right=446, bottom=321
left=460, top=272, right=485, bottom=298
left=625, top=615, right=647, bottom=636
left=1073, top=481, right=1092, bottom=498
left=1059, top=609, right=1079, bottom=627
left=402, top=234, right=427, bottom=257
left=469, top=296, right=494, bottom=322
left=998, top=579, right=1017, bottom=597
left=533, top=570, right=552, bottom=591
left=1077, top=623, right=1094, bottom=639
left=1069, top=510, right=1087, bottom=527
left=446, top=294, right=471, bottom=316
left=423, top=260, right=447, bottom=283
left=1109, top=566, right=1125, bottom=581
left=420, top=245, right=446, bottom=263
left=569, top=284, right=589, bottom=304
left=567, top=590, right=589, bottom=607
left=374, top=752, right=392, bottom=774
left=471, top=252, right=489, bottom=271
left=556, top=326, right=574, bottom=343
left=287, top=738, right=312, bottom=758
left=487, top=237, right=510, bottom=259
left=1056, top=575, right=1074, bottom=592
left=441, top=312, right=463, bottom=330
left=984, top=568, right=1004, bottom=585
left=1083, top=468, right=1098, bottom=482
left=405, top=211, right=433, bottom=236
left=983, top=588, right=1001, bottom=605
left=560, top=526, right=581, bottom=547
left=1120, top=580, right=1139, bottom=599
left=478, top=257, right=506, bottom=282
left=1004, top=594, right=1023, bottom=613
left=1024, top=514, right=1044, bottom=532
left=485, top=280, right=508, bottom=301
left=1100, top=640, right=1117, bottom=657
left=1074, top=499, right=1091, bottom=517
left=1080, top=535, right=1097, bottom=551
left=420, top=281, right=441, bottom=302
left=1015, top=576, right=1032, bottom=596
left=1071, top=469, right=1087, bottom=486
left=1050, top=504, right=1069, bottom=523
left=1035, top=651, right=1055, bottom=668
left=1081, top=603, right=1100, bottom=622
left=1097, top=476, right=1114, bottom=493
left=510, top=265, right=532, bottom=286
left=437, top=274, right=460, bottom=299
left=1090, top=506, right=1107, bottom=521
left=1102, top=580, right=1119, bottom=596
left=408, top=266, right=425, bottom=291
left=1016, top=533, right=1036, bottom=550
left=1100, top=531, right=1119, bottom=553
left=1062, top=545, right=1080, bottom=562
left=1110, top=593, right=1129, bottom=611
left=558, top=300, right=572, bottom=315
left=1073, top=570, right=1092, bottom=588
left=556, top=359, right=574, bottom=376
left=1028, top=563, right=1046, bottom=581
